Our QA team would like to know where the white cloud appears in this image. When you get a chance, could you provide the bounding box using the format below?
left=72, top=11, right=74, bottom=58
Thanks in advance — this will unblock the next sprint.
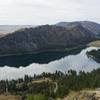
left=0, top=0, right=99, bottom=25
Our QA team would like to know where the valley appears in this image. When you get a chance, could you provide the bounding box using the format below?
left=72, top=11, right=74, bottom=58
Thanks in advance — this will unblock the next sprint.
left=0, top=21, right=99, bottom=80
left=0, top=21, right=99, bottom=100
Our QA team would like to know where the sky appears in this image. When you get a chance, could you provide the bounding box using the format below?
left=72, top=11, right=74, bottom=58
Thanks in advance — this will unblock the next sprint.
left=0, top=0, right=99, bottom=25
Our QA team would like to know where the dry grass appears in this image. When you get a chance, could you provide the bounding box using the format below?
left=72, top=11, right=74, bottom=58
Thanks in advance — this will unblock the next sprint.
left=63, top=89, right=100, bottom=100
left=88, top=40, right=100, bottom=47
left=0, top=94, right=21, bottom=100
left=32, top=78, right=52, bottom=84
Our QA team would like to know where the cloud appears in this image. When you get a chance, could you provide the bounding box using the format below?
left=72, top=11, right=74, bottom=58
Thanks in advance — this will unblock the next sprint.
left=0, top=0, right=99, bottom=24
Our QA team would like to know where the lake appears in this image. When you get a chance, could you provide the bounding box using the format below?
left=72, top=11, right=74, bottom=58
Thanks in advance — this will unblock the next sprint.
left=0, top=47, right=99, bottom=80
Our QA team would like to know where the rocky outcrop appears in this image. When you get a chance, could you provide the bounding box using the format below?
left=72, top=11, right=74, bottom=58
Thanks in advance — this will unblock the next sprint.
left=0, top=25, right=94, bottom=56
left=64, top=89, right=100, bottom=100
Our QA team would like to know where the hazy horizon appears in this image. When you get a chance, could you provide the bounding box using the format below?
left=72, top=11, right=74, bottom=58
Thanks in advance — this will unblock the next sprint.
left=0, top=20, right=99, bottom=25
left=0, top=0, right=100, bottom=25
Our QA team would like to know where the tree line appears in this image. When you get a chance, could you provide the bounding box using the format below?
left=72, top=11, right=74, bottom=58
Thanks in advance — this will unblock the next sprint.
left=0, top=68, right=100, bottom=99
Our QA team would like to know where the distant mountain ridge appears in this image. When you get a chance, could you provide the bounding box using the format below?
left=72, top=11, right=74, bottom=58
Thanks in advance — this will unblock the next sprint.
left=0, top=24, right=94, bottom=56
left=56, top=21, right=100, bottom=36
left=0, top=25, right=34, bottom=35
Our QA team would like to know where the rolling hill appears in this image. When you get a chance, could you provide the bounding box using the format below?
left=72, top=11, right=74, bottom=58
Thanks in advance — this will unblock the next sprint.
left=0, top=24, right=94, bottom=56
left=56, top=21, right=100, bottom=37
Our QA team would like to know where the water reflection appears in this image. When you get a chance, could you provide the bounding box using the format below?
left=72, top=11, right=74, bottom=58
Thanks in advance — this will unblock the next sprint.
left=0, top=47, right=99, bottom=80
